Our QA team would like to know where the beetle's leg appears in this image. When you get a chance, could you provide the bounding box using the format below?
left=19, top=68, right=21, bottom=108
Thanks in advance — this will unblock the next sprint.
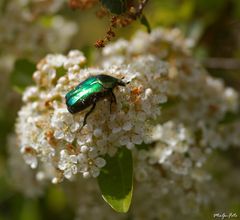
left=80, top=102, right=96, bottom=130
left=109, top=90, right=117, bottom=114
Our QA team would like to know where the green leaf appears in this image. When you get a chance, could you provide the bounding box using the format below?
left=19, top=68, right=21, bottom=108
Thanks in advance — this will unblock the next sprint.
left=219, top=111, right=240, bottom=124
left=11, top=59, right=36, bottom=93
left=99, top=0, right=127, bottom=15
left=97, top=147, right=133, bottom=213
left=140, top=14, right=151, bottom=33
left=47, top=186, right=67, bottom=212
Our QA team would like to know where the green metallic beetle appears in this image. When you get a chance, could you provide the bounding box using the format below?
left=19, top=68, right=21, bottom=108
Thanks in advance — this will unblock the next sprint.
left=65, top=74, right=127, bottom=128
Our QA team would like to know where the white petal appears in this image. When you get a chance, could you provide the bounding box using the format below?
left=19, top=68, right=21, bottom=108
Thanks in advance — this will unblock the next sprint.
left=95, top=157, right=106, bottom=168
left=58, top=162, right=67, bottom=170
left=65, top=133, right=75, bottom=143
left=70, top=122, right=80, bottom=132
left=71, top=165, right=78, bottom=174
left=78, top=153, right=87, bottom=161
left=80, top=145, right=89, bottom=153
left=123, top=122, right=132, bottom=131
left=83, top=171, right=90, bottom=178
left=64, top=169, right=72, bottom=179
left=93, top=129, right=102, bottom=137
left=70, top=155, right=78, bottom=163
left=90, top=166, right=100, bottom=178
left=88, top=148, right=98, bottom=159
left=54, top=130, right=64, bottom=139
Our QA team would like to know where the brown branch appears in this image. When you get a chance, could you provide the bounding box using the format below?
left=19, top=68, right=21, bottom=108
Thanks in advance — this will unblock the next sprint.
left=95, top=0, right=150, bottom=48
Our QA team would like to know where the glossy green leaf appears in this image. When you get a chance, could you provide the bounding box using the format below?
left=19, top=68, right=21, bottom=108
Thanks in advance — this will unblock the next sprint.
left=99, top=0, right=127, bottom=14
left=97, top=147, right=133, bottom=213
left=11, top=59, right=36, bottom=93
left=140, top=14, right=151, bottom=33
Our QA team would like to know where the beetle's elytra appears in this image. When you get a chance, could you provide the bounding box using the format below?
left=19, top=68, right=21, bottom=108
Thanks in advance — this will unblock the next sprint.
left=65, top=74, right=127, bottom=128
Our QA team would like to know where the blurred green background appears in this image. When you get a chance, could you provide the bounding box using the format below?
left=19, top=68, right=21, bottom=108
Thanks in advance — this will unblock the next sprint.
left=0, top=0, right=240, bottom=219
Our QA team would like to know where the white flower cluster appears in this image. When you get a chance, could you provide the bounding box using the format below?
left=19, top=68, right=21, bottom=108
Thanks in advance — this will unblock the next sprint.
left=13, top=28, right=240, bottom=219
left=0, top=0, right=77, bottom=59
left=16, top=48, right=169, bottom=182
left=99, top=28, right=240, bottom=178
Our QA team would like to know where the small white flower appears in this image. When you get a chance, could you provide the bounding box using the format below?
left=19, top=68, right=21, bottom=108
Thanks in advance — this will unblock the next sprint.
left=78, top=147, right=106, bottom=178
left=122, top=122, right=132, bottom=131
left=58, top=150, right=78, bottom=179
left=46, top=54, right=67, bottom=67
left=51, top=108, right=80, bottom=143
